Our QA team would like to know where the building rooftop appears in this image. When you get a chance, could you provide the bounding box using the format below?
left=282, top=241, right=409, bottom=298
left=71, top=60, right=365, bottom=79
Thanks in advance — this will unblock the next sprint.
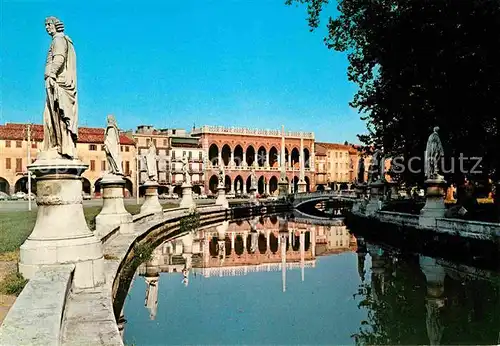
left=0, top=123, right=135, bottom=145
left=316, top=142, right=359, bottom=154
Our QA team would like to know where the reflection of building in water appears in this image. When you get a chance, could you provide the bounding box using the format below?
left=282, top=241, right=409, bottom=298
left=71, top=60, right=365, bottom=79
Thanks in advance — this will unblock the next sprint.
left=313, top=221, right=357, bottom=256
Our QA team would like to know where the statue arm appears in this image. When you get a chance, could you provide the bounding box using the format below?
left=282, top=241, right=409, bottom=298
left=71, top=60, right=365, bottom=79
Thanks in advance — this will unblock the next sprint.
left=48, top=37, right=67, bottom=78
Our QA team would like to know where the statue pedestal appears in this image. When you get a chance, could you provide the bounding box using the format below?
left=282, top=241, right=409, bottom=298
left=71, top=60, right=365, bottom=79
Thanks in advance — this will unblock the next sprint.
left=419, top=178, right=447, bottom=228
left=140, top=181, right=163, bottom=214
left=215, top=184, right=229, bottom=208
left=297, top=180, right=307, bottom=193
left=365, top=181, right=385, bottom=216
left=179, top=183, right=195, bottom=209
left=352, top=183, right=367, bottom=213
left=278, top=179, right=288, bottom=197
left=95, top=174, right=133, bottom=239
left=388, top=181, right=399, bottom=200
left=19, top=158, right=105, bottom=289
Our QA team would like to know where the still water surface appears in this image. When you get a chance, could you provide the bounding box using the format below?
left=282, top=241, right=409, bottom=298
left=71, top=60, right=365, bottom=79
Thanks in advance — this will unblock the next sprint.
left=123, top=215, right=500, bottom=345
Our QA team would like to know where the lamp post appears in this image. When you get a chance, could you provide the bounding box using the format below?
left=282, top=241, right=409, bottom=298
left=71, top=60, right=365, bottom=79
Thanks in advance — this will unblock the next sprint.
left=136, top=153, right=141, bottom=204
left=26, top=123, right=33, bottom=211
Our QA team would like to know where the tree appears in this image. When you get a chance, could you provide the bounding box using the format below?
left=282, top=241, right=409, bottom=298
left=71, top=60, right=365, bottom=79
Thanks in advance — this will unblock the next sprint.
left=287, top=0, right=500, bottom=187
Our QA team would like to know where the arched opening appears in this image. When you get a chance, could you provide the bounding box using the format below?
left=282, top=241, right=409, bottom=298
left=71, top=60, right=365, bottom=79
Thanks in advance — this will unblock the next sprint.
left=124, top=178, right=134, bottom=197
left=94, top=178, right=102, bottom=196
left=259, top=216, right=265, bottom=225
left=234, top=145, right=243, bottom=167
left=258, top=233, right=267, bottom=254
left=305, top=232, right=311, bottom=251
left=257, top=146, right=266, bottom=167
left=245, top=176, right=252, bottom=194
left=258, top=176, right=265, bottom=195
left=292, top=233, right=300, bottom=251
left=316, top=184, right=325, bottom=192
left=246, top=233, right=252, bottom=253
left=209, top=237, right=218, bottom=257
left=285, top=148, right=289, bottom=166
left=224, top=175, right=231, bottom=192
left=270, top=233, right=278, bottom=253
left=304, top=176, right=311, bottom=192
left=234, top=235, right=244, bottom=256
left=234, top=175, right=244, bottom=195
left=291, top=148, right=300, bottom=169
left=15, top=177, right=36, bottom=194
left=246, top=146, right=255, bottom=167
left=173, top=185, right=182, bottom=196
left=81, top=178, right=91, bottom=195
left=304, top=148, right=310, bottom=169
left=269, top=215, right=278, bottom=225
left=209, top=144, right=219, bottom=166
left=209, top=175, right=219, bottom=194
left=269, top=176, right=278, bottom=195
left=225, top=236, right=232, bottom=256
left=340, top=182, right=348, bottom=190
left=193, top=185, right=201, bottom=195
left=269, top=147, right=278, bottom=168
left=0, top=178, right=10, bottom=195
left=293, top=176, right=299, bottom=193
left=158, top=185, right=168, bottom=195
left=221, top=144, right=231, bottom=166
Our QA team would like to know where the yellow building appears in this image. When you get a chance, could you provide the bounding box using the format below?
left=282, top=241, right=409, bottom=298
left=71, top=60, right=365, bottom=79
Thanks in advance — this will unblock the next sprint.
left=0, top=123, right=137, bottom=197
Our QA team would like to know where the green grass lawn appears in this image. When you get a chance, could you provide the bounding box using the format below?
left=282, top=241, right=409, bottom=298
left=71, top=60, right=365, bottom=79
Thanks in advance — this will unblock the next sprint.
left=0, top=203, right=177, bottom=254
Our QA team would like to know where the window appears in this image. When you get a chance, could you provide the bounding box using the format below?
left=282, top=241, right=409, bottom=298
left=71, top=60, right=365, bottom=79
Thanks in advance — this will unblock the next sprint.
left=188, top=151, right=192, bottom=159
left=172, top=129, right=176, bottom=135
left=90, top=160, right=95, bottom=171
left=89, top=144, right=97, bottom=151
left=125, top=161, right=130, bottom=174
left=5, top=140, right=11, bottom=148
left=125, top=146, right=130, bottom=152
left=172, top=151, right=176, bottom=159
left=199, top=152, right=203, bottom=160
left=16, top=158, right=22, bottom=172
left=163, top=139, right=167, bottom=147
left=121, top=161, right=124, bottom=171
left=31, top=142, right=37, bottom=149
left=5, top=158, right=11, bottom=170
left=146, top=138, right=150, bottom=146
left=335, top=152, right=338, bottom=158
left=120, top=146, right=123, bottom=152
left=101, top=161, right=106, bottom=171
left=340, top=240, right=343, bottom=247
left=335, top=163, right=338, bottom=169
left=183, top=151, right=186, bottom=157
left=16, top=141, right=22, bottom=148
left=101, top=145, right=105, bottom=151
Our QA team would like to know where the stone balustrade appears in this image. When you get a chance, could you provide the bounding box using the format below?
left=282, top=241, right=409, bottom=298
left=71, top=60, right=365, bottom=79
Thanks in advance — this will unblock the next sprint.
left=192, top=125, right=314, bottom=139
left=377, top=211, right=420, bottom=227
left=435, top=218, right=500, bottom=239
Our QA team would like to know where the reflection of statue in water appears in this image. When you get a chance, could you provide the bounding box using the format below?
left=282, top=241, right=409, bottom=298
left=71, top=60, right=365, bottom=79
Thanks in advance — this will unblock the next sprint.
left=103, top=115, right=123, bottom=175
left=426, top=298, right=444, bottom=345
left=425, top=127, right=445, bottom=180
left=357, top=156, right=365, bottom=183
left=250, top=232, right=258, bottom=253
left=145, top=140, right=157, bottom=181
left=42, top=16, right=78, bottom=159
left=182, top=156, right=191, bottom=185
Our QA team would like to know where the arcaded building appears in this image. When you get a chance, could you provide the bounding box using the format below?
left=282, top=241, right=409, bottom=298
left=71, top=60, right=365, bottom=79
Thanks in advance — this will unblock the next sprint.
left=0, top=122, right=136, bottom=197
left=191, top=125, right=316, bottom=195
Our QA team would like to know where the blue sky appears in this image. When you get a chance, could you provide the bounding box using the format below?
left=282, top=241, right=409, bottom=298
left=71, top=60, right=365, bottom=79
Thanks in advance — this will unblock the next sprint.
left=0, top=0, right=366, bottom=143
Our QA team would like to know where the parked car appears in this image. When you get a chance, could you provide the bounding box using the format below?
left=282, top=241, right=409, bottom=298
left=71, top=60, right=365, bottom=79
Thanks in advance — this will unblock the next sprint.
left=13, top=191, right=26, bottom=200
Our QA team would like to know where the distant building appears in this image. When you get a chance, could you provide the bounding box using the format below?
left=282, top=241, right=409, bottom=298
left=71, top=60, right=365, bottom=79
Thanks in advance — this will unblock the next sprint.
left=0, top=122, right=136, bottom=197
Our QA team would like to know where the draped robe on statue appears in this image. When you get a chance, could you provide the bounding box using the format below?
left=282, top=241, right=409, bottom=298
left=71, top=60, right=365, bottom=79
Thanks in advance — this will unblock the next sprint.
left=43, top=32, right=78, bottom=158
left=145, top=144, right=158, bottom=181
left=104, top=121, right=123, bottom=175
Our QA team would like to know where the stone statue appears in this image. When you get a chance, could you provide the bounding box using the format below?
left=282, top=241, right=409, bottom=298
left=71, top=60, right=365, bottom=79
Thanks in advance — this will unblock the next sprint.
left=425, top=127, right=445, bottom=180
left=182, top=156, right=191, bottom=185
left=145, top=140, right=157, bottom=182
left=250, top=167, right=257, bottom=189
left=218, top=165, right=225, bottom=187
left=103, top=115, right=123, bottom=175
left=357, top=156, right=365, bottom=183
left=368, top=148, right=383, bottom=183
left=42, top=16, right=78, bottom=159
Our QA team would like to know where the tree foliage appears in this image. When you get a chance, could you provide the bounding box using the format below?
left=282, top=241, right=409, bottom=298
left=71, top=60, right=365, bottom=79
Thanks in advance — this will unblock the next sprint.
left=287, top=0, right=500, bottom=186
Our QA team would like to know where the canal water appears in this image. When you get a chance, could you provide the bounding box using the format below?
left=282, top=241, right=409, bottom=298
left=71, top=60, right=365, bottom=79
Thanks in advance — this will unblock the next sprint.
left=122, top=215, right=500, bottom=345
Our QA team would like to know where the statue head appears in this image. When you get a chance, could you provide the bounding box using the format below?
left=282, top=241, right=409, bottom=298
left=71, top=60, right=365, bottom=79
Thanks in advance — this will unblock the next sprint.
left=106, top=115, right=117, bottom=127
left=433, top=126, right=440, bottom=133
left=45, top=16, right=64, bottom=36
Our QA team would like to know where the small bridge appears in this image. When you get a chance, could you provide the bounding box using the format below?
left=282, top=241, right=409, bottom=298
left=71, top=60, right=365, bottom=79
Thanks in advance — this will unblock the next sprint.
left=290, top=190, right=358, bottom=208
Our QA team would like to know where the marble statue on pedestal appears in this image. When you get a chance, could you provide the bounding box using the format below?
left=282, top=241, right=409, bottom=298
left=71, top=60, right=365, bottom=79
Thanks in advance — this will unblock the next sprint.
left=103, top=115, right=123, bottom=175
left=250, top=167, right=257, bottom=190
left=145, top=140, right=158, bottom=181
left=182, top=156, right=191, bottom=185
left=425, top=127, right=445, bottom=180
left=42, top=16, right=78, bottom=159
left=368, top=148, right=383, bottom=183
left=218, top=165, right=225, bottom=187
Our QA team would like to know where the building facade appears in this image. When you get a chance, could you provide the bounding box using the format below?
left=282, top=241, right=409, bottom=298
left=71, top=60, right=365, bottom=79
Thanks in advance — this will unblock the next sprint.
left=191, top=125, right=316, bottom=195
left=130, top=125, right=206, bottom=196
left=0, top=122, right=136, bottom=197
